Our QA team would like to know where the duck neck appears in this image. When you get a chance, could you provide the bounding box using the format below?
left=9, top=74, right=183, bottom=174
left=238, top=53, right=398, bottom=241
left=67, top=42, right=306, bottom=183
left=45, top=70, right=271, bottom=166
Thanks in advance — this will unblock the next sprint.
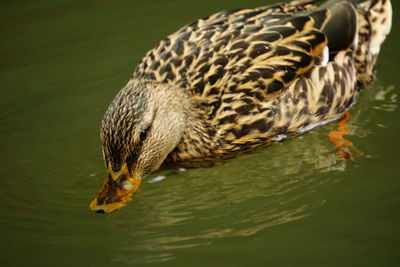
left=143, top=79, right=217, bottom=163
left=173, top=111, right=218, bottom=162
left=165, top=95, right=218, bottom=163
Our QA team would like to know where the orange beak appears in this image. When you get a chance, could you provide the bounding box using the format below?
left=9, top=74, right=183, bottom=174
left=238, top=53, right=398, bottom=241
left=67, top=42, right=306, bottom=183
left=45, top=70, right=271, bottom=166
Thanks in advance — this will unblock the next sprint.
left=89, top=177, right=141, bottom=213
left=90, top=164, right=142, bottom=213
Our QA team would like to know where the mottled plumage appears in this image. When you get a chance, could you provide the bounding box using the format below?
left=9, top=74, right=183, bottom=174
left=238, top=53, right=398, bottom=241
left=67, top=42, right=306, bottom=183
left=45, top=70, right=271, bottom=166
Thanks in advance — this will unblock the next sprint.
left=91, top=0, right=392, bottom=212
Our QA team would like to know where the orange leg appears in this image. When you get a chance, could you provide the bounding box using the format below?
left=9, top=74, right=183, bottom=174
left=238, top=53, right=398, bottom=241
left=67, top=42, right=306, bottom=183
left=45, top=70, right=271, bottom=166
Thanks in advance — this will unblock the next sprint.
left=328, top=112, right=364, bottom=161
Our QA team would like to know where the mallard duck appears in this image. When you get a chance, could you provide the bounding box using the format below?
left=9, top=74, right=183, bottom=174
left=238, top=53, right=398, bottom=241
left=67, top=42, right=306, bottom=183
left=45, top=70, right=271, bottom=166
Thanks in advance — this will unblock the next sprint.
left=90, top=0, right=392, bottom=213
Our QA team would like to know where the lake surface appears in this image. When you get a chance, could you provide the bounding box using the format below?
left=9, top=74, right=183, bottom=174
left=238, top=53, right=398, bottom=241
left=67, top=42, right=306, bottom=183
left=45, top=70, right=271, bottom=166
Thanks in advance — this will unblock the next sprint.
left=1, top=0, right=399, bottom=266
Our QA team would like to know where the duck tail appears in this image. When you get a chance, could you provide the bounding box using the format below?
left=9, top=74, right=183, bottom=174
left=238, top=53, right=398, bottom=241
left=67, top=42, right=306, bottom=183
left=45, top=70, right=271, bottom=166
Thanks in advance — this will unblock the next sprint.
left=354, top=0, right=392, bottom=86
left=319, top=0, right=358, bottom=55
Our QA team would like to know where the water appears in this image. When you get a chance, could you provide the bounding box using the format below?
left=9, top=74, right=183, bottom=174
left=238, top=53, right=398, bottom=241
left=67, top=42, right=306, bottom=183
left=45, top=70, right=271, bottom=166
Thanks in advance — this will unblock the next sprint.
left=1, top=0, right=399, bottom=265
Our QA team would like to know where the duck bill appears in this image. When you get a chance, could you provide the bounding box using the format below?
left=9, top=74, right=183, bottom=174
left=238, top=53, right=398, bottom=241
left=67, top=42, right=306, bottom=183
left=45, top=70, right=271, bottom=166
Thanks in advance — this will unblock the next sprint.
left=90, top=177, right=141, bottom=213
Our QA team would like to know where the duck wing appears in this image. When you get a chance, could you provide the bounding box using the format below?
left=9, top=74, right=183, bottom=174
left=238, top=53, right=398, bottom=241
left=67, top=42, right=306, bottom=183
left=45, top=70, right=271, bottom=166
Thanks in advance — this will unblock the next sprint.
left=133, top=1, right=356, bottom=117
left=133, top=0, right=322, bottom=92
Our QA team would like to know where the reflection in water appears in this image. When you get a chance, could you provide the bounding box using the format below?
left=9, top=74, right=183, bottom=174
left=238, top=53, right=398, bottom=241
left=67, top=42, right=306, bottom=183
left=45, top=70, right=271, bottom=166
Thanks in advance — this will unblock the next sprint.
left=106, top=83, right=397, bottom=264
left=372, top=84, right=397, bottom=112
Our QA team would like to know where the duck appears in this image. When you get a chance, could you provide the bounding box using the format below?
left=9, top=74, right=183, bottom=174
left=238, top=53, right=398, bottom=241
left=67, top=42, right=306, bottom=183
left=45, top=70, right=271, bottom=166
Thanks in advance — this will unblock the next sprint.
left=90, top=0, right=392, bottom=213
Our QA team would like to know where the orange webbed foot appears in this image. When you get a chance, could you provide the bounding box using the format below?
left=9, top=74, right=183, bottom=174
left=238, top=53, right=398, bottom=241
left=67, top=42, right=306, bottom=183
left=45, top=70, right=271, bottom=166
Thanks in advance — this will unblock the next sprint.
left=328, top=112, right=364, bottom=161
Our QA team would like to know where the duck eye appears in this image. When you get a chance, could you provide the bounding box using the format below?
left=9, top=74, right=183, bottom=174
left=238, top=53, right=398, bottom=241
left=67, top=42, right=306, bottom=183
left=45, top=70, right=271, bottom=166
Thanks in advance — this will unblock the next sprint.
left=139, top=129, right=147, bottom=141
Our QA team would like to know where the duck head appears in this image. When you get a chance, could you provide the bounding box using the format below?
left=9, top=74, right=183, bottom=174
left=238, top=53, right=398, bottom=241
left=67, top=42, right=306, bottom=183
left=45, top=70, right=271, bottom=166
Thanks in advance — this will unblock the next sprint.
left=90, top=79, right=188, bottom=213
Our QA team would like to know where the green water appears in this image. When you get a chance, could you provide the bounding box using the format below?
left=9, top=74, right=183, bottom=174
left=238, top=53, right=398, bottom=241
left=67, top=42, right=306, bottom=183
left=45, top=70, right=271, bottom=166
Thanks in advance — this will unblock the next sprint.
left=1, top=0, right=399, bottom=266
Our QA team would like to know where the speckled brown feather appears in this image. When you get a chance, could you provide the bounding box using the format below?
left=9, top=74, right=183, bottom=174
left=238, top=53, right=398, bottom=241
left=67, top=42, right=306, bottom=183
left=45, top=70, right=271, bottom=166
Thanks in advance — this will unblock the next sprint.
left=133, top=1, right=328, bottom=95
left=109, top=0, right=392, bottom=163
